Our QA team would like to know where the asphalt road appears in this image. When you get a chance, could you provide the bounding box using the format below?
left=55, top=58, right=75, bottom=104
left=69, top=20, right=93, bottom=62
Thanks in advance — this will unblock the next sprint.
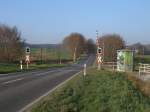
left=0, top=54, right=95, bottom=112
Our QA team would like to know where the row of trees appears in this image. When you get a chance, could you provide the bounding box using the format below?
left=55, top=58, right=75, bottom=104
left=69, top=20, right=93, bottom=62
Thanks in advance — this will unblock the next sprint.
left=0, top=24, right=96, bottom=63
left=0, top=24, right=125, bottom=63
left=98, top=34, right=125, bottom=62
left=62, top=33, right=125, bottom=62
left=0, top=24, right=24, bottom=62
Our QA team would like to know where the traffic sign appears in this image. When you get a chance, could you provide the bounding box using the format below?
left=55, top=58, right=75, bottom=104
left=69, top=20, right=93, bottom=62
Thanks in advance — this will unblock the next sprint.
left=25, top=55, right=30, bottom=62
left=25, top=55, right=30, bottom=69
left=97, top=56, right=102, bottom=63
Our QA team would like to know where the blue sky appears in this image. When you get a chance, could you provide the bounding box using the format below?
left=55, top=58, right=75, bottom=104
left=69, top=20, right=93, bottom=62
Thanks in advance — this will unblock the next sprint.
left=0, top=0, right=150, bottom=44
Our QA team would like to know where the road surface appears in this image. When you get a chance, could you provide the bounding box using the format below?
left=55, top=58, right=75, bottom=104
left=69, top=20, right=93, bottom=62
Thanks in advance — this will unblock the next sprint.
left=0, top=54, right=95, bottom=112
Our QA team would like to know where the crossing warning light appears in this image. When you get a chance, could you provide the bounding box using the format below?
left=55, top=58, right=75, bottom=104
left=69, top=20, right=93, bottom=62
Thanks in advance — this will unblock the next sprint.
left=26, top=47, right=30, bottom=54
left=98, top=47, right=102, bottom=54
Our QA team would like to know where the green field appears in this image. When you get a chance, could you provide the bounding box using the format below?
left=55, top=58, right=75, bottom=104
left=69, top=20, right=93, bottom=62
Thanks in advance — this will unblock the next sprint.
left=31, top=68, right=150, bottom=112
left=0, top=63, right=19, bottom=73
left=134, top=55, right=150, bottom=64
left=134, top=55, right=150, bottom=71
left=30, top=48, right=72, bottom=61
left=0, top=53, right=87, bottom=74
left=0, top=48, right=73, bottom=74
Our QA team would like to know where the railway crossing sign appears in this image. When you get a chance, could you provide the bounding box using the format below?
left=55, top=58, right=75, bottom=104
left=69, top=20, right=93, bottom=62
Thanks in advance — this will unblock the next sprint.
left=25, top=46, right=30, bottom=69
left=97, top=56, right=102, bottom=64
left=97, top=47, right=103, bottom=70
left=25, top=55, right=30, bottom=62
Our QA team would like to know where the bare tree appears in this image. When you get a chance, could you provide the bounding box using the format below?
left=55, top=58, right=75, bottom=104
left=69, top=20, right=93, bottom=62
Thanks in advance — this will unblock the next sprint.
left=98, top=34, right=125, bottom=62
left=0, top=24, right=24, bottom=62
left=63, top=33, right=86, bottom=62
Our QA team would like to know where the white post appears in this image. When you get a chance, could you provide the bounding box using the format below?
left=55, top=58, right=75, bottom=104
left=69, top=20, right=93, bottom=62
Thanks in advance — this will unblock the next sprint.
left=20, top=60, right=23, bottom=70
left=84, top=64, right=87, bottom=76
left=25, top=55, right=30, bottom=69
left=139, top=67, right=141, bottom=77
left=27, top=61, right=29, bottom=69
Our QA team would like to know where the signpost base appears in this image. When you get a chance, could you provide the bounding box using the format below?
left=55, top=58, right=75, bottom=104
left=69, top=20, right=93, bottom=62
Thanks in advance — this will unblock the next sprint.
left=26, top=62, right=29, bottom=69
left=98, top=63, right=101, bottom=70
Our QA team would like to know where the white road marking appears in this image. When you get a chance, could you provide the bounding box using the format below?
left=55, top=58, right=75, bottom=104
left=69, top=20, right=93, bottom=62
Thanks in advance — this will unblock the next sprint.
left=2, top=78, right=24, bottom=85
left=1, top=68, right=76, bottom=85
left=36, top=69, right=80, bottom=76
left=36, top=70, right=59, bottom=76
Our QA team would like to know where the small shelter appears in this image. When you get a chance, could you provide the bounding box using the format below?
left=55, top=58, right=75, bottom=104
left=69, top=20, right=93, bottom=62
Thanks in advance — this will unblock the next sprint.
left=117, top=49, right=134, bottom=72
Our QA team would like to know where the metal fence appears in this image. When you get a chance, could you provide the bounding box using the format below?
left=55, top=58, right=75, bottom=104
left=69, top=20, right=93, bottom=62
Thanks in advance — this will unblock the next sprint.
left=102, top=62, right=117, bottom=71
left=139, top=63, right=150, bottom=81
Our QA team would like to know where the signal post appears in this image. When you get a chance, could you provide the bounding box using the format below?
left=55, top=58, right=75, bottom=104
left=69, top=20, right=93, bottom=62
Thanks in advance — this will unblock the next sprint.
left=96, top=30, right=103, bottom=70
left=97, top=47, right=102, bottom=70
left=25, top=47, right=30, bottom=69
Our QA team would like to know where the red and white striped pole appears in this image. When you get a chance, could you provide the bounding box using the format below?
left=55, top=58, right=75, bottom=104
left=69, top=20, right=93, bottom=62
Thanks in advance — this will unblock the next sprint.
left=96, top=30, right=102, bottom=70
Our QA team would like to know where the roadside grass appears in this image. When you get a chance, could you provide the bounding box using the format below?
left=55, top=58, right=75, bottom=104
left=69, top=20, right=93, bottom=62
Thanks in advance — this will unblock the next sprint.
left=0, top=63, right=19, bottom=73
left=0, top=63, right=67, bottom=74
left=127, top=72, right=150, bottom=97
left=0, top=54, right=87, bottom=74
left=31, top=68, right=150, bottom=112
left=28, top=63, right=67, bottom=69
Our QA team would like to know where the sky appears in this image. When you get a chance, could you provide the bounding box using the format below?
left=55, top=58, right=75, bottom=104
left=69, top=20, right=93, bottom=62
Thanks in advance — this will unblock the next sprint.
left=0, top=0, right=150, bottom=45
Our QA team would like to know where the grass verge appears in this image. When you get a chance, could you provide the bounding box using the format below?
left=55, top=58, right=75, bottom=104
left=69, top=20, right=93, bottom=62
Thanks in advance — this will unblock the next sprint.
left=0, top=63, right=67, bottom=74
left=31, top=68, right=150, bottom=112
